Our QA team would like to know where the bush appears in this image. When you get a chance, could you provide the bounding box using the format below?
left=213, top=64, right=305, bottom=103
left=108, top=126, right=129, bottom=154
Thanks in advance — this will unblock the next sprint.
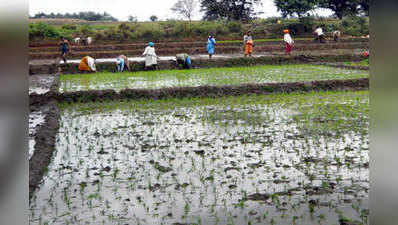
left=62, top=24, right=77, bottom=30
left=227, top=21, right=242, bottom=33
left=78, top=25, right=94, bottom=36
left=29, top=22, right=60, bottom=40
left=341, top=16, right=369, bottom=36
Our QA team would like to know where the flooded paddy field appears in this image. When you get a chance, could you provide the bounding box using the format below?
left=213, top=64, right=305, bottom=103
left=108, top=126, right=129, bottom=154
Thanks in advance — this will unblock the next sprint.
left=29, top=110, right=45, bottom=160
left=29, top=74, right=58, bottom=95
left=29, top=90, right=369, bottom=225
left=59, top=64, right=369, bottom=93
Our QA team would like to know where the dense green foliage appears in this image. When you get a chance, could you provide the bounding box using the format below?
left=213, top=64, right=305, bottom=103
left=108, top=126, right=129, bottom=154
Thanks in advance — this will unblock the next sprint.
left=274, top=0, right=369, bottom=19
left=274, top=0, right=319, bottom=18
left=200, top=0, right=262, bottom=21
left=30, top=11, right=118, bottom=21
left=29, top=16, right=369, bottom=42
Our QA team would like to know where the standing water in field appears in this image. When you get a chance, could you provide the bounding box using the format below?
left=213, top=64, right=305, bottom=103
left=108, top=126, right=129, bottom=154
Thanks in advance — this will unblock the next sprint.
left=29, top=91, right=369, bottom=225
left=59, top=64, right=369, bottom=93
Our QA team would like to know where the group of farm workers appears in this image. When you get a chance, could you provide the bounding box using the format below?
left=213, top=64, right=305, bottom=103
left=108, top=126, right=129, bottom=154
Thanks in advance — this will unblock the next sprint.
left=76, top=41, right=192, bottom=73
left=74, top=27, right=342, bottom=73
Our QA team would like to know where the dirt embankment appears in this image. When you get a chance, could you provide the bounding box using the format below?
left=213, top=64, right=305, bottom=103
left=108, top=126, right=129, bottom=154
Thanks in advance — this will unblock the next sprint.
left=29, top=39, right=369, bottom=53
left=313, top=62, right=369, bottom=71
left=29, top=37, right=369, bottom=48
left=30, top=54, right=366, bottom=75
left=31, top=78, right=367, bottom=104
left=29, top=101, right=60, bottom=199
left=29, top=42, right=368, bottom=60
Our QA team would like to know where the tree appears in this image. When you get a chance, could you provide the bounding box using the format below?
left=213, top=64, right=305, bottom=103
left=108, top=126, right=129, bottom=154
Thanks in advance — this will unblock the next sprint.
left=171, top=0, right=197, bottom=21
left=128, top=15, right=138, bottom=22
left=150, top=15, right=158, bottom=22
left=358, top=0, right=369, bottom=16
left=274, top=0, right=320, bottom=18
left=200, top=0, right=262, bottom=21
left=318, top=0, right=362, bottom=19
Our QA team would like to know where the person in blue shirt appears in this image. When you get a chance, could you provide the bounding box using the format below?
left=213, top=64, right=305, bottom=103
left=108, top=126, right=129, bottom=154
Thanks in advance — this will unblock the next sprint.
left=175, top=53, right=192, bottom=69
left=207, top=35, right=216, bottom=59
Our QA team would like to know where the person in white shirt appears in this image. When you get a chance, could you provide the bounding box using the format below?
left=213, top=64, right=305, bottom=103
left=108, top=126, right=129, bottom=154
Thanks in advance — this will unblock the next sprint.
left=314, top=27, right=325, bottom=43
left=333, top=30, right=341, bottom=42
left=283, top=29, right=294, bottom=55
left=142, top=42, right=159, bottom=70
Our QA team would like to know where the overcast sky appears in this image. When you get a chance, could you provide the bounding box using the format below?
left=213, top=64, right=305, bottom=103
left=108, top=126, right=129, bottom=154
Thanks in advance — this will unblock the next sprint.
left=29, top=0, right=333, bottom=21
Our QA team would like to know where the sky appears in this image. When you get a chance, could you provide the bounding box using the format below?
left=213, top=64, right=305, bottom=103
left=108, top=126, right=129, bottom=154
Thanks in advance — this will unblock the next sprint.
left=29, top=0, right=333, bottom=21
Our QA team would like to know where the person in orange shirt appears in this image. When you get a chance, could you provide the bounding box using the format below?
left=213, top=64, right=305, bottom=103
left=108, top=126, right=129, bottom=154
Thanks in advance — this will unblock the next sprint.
left=243, top=31, right=253, bottom=57
left=78, top=56, right=97, bottom=72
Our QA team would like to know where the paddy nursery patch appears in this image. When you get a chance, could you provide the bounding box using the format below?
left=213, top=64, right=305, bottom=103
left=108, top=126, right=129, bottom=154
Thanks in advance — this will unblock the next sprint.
left=59, top=64, right=369, bottom=93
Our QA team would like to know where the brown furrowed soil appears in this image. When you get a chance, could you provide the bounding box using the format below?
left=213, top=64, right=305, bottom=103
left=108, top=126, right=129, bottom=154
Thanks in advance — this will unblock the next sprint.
left=29, top=41, right=368, bottom=60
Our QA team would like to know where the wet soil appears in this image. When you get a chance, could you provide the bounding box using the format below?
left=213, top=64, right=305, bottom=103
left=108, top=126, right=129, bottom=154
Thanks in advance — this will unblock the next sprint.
left=29, top=91, right=369, bottom=225
left=29, top=42, right=368, bottom=60
left=30, top=51, right=366, bottom=75
left=29, top=101, right=61, bottom=199
left=29, top=74, right=59, bottom=95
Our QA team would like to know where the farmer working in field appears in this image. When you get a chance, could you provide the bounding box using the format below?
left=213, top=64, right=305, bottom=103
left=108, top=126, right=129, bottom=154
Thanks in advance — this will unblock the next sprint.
left=243, top=31, right=253, bottom=57
left=175, top=53, right=192, bottom=69
left=116, top=55, right=129, bottom=72
left=333, top=30, right=341, bottom=42
left=283, top=29, right=294, bottom=55
left=78, top=56, right=97, bottom=72
left=142, top=42, right=159, bottom=70
left=207, top=35, right=216, bottom=59
left=59, top=36, right=70, bottom=63
left=314, top=26, right=325, bottom=43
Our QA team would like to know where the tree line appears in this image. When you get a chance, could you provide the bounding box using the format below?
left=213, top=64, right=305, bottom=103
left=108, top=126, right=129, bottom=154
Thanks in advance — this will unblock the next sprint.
left=30, top=11, right=118, bottom=22
left=274, top=0, right=369, bottom=19
left=171, top=0, right=369, bottom=22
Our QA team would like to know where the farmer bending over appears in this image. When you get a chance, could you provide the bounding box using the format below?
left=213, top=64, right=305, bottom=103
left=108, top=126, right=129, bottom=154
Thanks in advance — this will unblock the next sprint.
left=314, top=27, right=325, bottom=43
left=333, top=30, right=341, bottom=42
left=175, top=53, right=192, bottom=69
left=78, top=56, right=96, bottom=72
left=116, top=55, right=129, bottom=72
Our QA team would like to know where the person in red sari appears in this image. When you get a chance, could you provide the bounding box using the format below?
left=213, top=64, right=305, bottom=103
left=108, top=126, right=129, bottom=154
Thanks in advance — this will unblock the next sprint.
left=283, top=29, right=294, bottom=55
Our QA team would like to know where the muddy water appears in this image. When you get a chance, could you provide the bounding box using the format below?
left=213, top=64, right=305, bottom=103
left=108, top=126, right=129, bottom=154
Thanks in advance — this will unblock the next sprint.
left=29, top=92, right=369, bottom=225
left=29, top=111, right=45, bottom=160
left=29, top=75, right=57, bottom=95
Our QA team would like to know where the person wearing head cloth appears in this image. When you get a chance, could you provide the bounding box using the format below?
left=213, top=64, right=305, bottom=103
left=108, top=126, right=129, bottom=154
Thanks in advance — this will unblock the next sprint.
left=207, top=35, right=216, bottom=59
left=142, top=42, right=159, bottom=70
left=243, top=31, right=253, bottom=57
left=78, top=56, right=96, bottom=72
left=283, top=29, right=294, bottom=55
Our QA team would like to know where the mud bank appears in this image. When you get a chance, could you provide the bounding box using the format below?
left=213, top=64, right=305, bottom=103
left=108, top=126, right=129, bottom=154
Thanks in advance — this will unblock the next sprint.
left=29, top=42, right=368, bottom=60
left=29, top=101, right=61, bottom=199
left=54, top=78, right=368, bottom=103
left=30, top=54, right=365, bottom=75
left=313, top=62, right=369, bottom=71
left=29, top=37, right=368, bottom=48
